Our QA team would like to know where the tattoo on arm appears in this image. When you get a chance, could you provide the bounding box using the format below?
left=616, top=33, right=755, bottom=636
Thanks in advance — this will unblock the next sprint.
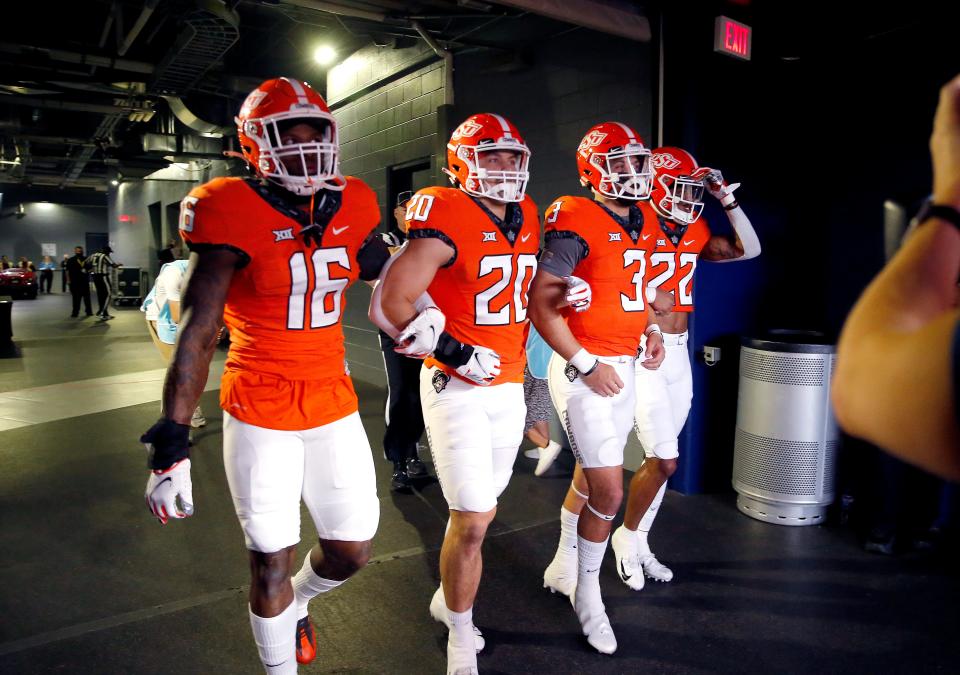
left=162, top=250, right=238, bottom=424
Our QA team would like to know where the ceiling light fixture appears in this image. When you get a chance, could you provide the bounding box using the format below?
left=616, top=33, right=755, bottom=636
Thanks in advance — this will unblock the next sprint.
left=314, top=45, right=337, bottom=66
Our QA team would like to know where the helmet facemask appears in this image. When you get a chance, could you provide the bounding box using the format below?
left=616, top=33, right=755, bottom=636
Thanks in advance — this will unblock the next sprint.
left=658, top=174, right=705, bottom=224
left=242, top=112, right=343, bottom=196
left=455, top=142, right=530, bottom=203
left=591, top=144, right=652, bottom=200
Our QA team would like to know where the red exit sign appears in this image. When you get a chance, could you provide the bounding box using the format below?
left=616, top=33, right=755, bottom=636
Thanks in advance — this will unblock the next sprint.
left=714, top=16, right=752, bottom=61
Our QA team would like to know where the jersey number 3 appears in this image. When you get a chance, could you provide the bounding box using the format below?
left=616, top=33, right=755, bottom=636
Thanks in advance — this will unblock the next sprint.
left=287, top=247, right=351, bottom=329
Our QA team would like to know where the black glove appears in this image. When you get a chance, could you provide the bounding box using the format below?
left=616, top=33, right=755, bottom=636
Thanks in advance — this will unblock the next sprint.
left=141, top=418, right=191, bottom=471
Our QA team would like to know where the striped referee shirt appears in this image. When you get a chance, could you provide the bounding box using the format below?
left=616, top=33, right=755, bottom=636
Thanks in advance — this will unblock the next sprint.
left=87, top=252, right=116, bottom=275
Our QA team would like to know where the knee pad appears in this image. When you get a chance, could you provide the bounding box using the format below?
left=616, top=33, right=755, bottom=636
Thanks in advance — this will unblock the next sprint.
left=312, top=493, right=380, bottom=542
left=652, top=440, right=680, bottom=460
left=454, top=481, right=497, bottom=513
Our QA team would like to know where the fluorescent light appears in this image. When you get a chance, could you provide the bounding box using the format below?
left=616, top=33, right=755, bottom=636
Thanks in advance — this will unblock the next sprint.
left=314, top=45, right=337, bottom=65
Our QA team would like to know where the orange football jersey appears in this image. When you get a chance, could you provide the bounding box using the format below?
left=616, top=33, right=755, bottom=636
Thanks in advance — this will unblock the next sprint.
left=639, top=203, right=711, bottom=313
left=405, top=186, right=539, bottom=385
left=544, top=196, right=653, bottom=357
left=179, top=175, right=380, bottom=429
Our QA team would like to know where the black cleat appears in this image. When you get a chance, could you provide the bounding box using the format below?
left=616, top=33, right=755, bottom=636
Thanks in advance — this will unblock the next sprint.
left=406, top=457, right=428, bottom=478
left=391, top=463, right=412, bottom=491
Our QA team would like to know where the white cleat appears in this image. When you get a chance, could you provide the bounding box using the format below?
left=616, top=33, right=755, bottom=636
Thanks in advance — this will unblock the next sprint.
left=534, top=441, right=564, bottom=477
left=640, top=553, right=674, bottom=582
left=429, top=586, right=485, bottom=653
left=543, top=556, right=577, bottom=597
left=447, top=632, right=480, bottom=675
left=611, top=526, right=645, bottom=591
left=523, top=447, right=540, bottom=459
left=574, top=600, right=618, bottom=655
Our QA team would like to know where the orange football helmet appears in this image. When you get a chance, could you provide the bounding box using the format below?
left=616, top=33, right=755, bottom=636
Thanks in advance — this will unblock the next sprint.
left=650, top=146, right=708, bottom=224
left=235, top=77, right=343, bottom=196
left=576, top=122, right=652, bottom=200
left=444, top=113, right=530, bottom=203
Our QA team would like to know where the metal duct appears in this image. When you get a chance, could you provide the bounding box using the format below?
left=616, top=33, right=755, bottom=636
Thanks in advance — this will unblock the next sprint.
left=162, top=96, right=233, bottom=136
left=149, top=0, right=240, bottom=95
left=60, top=113, right=123, bottom=188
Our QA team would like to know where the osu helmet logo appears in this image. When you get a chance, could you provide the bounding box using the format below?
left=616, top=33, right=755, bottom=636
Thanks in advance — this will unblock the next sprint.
left=452, top=120, right=483, bottom=139
left=577, top=130, right=608, bottom=155
left=651, top=152, right=681, bottom=170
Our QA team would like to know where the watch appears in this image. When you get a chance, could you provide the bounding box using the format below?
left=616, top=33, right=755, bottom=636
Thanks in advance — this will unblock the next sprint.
left=916, top=201, right=960, bottom=230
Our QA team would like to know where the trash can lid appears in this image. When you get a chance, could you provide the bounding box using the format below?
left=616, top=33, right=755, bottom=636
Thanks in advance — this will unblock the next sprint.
left=742, top=329, right=836, bottom=354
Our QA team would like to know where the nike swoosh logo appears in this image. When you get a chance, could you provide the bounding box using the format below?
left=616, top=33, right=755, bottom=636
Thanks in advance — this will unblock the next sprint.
left=642, top=234, right=652, bottom=240
left=332, top=225, right=349, bottom=235
left=619, top=559, right=632, bottom=581
left=683, top=239, right=695, bottom=245
left=521, top=233, right=532, bottom=242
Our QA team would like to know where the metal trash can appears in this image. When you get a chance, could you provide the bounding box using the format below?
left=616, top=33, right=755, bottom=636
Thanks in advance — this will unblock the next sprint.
left=732, top=331, right=838, bottom=526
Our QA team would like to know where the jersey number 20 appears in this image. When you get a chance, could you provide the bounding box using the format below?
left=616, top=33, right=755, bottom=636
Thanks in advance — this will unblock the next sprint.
left=476, top=254, right=538, bottom=325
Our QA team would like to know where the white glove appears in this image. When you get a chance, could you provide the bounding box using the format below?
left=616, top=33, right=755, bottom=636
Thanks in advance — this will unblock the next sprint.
left=456, top=345, right=501, bottom=385
left=145, top=459, right=194, bottom=525
left=395, top=306, right=445, bottom=358
left=563, top=275, right=592, bottom=312
left=696, top=167, right=740, bottom=205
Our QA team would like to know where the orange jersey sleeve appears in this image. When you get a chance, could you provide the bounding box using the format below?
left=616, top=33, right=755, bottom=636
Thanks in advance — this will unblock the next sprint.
left=406, top=187, right=539, bottom=385
left=545, top=196, right=653, bottom=357
left=639, top=203, right=711, bottom=313
left=178, top=176, right=380, bottom=429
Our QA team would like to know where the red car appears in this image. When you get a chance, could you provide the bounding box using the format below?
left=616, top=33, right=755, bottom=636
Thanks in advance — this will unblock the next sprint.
left=0, top=267, right=38, bottom=299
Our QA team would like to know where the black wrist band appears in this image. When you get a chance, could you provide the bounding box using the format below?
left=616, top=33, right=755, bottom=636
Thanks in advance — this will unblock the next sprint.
left=433, top=331, right=475, bottom=368
left=724, top=201, right=740, bottom=211
left=582, top=359, right=600, bottom=376
left=141, top=417, right=191, bottom=471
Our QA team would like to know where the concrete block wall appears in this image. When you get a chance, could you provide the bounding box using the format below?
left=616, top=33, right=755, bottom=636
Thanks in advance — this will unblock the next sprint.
left=327, top=43, right=448, bottom=228
left=453, top=30, right=654, bottom=211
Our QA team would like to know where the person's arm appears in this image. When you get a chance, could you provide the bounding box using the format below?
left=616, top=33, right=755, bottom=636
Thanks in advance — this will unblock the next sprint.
left=697, top=168, right=761, bottom=263
left=161, top=249, right=237, bottom=424
left=833, top=74, right=960, bottom=480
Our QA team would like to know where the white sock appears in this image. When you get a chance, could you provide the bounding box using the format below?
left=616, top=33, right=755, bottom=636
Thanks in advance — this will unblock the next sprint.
left=574, top=536, right=608, bottom=622
left=447, top=606, right=475, bottom=648
left=292, top=554, right=344, bottom=620
left=556, top=507, right=580, bottom=561
left=249, top=601, right=298, bottom=675
left=637, top=482, right=667, bottom=556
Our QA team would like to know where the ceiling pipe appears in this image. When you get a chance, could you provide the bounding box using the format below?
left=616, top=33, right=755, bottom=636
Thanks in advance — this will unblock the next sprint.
left=410, top=21, right=454, bottom=106
left=0, top=96, right=154, bottom=116
left=118, top=0, right=162, bottom=56
left=0, top=42, right=154, bottom=74
left=278, top=0, right=388, bottom=23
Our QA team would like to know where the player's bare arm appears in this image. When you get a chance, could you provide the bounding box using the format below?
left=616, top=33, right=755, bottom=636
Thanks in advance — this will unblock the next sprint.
left=640, top=306, right=666, bottom=370
left=162, top=248, right=239, bottom=424
left=377, top=237, right=452, bottom=329
left=529, top=269, right=623, bottom=397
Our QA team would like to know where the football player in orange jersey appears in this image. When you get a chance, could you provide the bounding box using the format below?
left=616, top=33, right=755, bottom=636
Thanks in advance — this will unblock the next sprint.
left=529, top=122, right=666, bottom=655
left=609, top=146, right=761, bottom=589
left=139, top=78, right=397, bottom=675
left=371, top=113, right=586, bottom=675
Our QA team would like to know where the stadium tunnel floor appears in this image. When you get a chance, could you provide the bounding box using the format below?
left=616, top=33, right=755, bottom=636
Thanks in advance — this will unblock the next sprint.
left=0, top=290, right=958, bottom=674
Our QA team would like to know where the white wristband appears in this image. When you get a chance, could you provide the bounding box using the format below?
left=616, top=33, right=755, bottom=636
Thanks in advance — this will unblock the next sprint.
left=644, top=286, right=658, bottom=303
left=569, top=348, right=599, bottom=374
left=645, top=323, right=662, bottom=337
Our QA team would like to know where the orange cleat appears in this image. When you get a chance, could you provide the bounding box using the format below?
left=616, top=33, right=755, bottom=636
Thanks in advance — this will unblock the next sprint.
left=295, top=616, right=317, bottom=665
